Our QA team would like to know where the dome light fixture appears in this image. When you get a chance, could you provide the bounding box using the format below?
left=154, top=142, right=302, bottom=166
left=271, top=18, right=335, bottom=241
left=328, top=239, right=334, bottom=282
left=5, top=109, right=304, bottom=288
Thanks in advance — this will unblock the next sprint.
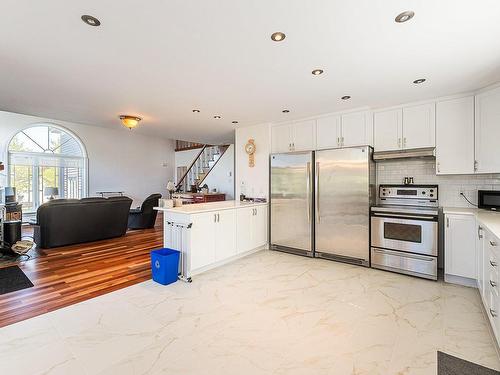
left=312, top=69, right=324, bottom=76
left=395, top=11, right=415, bottom=23
left=271, top=32, right=286, bottom=42
left=81, top=15, right=101, bottom=27
left=341, top=95, right=351, bottom=100
left=413, top=78, right=426, bottom=84
left=119, top=115, right=142, bottom=130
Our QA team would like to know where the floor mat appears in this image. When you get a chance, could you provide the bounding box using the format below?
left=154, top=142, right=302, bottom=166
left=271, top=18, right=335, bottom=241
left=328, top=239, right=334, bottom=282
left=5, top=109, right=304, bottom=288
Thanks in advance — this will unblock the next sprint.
left=0, top=266, right=34, bottom=295
left=438, top=351, right=500, bottom=375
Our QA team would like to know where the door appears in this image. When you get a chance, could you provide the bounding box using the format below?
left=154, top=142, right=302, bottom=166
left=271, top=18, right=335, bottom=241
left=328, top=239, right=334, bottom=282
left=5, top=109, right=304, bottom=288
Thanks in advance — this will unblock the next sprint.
left=315, top=147, right=370, bottom=263
left=341, top=111, right=373, bottom=147
left=190, top=212, right=216, bottom=270
left=215, top=210, right=236, bottom=261
left=402, top=103, right=436, bottom=149
left=292, top=120, right=316, bottom=151
left=371, top=214, right=438, bottom=256
left=436, top=96, right=475, bottom=174
left=271, top=124, right=292, bottom=153
left=270, top=152, right=313, bottom=253
left=316, top=115, right=341, bottom=150
left=374, top=109, right=402, bottom=151
left=475, top=86, right=500, bottom=173
left=236, top=207, right=253, bottom=254
left=444, top=214, right=476, bottom=279
left=253, top=205, right=268, bottom=248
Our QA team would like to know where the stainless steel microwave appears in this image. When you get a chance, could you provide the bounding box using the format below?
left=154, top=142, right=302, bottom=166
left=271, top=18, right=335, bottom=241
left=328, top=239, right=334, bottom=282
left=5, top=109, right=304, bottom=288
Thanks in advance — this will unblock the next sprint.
left=478, top=190, right=500, bottom=211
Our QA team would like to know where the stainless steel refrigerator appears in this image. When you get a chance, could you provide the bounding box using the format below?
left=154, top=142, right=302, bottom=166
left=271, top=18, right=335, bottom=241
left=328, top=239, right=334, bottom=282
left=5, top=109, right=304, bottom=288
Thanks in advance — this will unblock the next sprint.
left=270, top=146, right=375, bottom=266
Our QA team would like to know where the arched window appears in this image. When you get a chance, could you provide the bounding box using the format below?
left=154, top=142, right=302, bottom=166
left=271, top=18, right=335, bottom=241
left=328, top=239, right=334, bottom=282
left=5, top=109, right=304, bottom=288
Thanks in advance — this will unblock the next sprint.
left=8, top=124, right=87, bottom=212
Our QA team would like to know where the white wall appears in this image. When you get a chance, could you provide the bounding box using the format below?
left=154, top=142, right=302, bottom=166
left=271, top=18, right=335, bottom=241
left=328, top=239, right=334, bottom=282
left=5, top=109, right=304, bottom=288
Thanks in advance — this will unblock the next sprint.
left=0, top=110, right=175, bottom=206
left=235, top=123, right=271, bottom=200
left=377, top=159, right=500, bottom=208
left=174, top=145, right=235, bottom=199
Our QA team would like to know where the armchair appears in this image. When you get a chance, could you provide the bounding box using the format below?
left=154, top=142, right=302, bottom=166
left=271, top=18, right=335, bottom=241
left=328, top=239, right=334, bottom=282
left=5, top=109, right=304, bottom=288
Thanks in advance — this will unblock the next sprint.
left=128, top=194, right=162, bottom=230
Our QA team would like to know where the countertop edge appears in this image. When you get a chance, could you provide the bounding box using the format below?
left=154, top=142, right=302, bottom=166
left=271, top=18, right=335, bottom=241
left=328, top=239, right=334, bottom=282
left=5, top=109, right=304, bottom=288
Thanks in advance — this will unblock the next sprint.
left=154, top=201, right=268, bottom=214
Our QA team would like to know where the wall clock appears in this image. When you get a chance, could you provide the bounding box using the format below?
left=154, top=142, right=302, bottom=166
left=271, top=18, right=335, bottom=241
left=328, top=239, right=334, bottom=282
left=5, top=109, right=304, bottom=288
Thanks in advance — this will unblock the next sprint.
left=245, top=139, right=256, bottom=167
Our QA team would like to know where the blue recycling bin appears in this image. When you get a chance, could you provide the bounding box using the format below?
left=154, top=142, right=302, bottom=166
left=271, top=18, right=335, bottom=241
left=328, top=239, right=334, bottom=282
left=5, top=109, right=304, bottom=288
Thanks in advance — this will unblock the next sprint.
left=151, top=248, right=180, bottom=285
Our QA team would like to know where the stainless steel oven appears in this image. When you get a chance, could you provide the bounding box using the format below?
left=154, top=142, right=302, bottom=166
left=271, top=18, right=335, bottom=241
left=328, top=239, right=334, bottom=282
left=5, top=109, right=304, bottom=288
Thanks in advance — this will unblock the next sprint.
left=370, top=185, right=439, bottom=280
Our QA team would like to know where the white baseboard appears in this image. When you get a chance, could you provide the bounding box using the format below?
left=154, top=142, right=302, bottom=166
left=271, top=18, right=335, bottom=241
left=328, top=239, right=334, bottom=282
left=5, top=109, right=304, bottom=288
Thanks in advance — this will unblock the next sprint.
left=444, top=273, right=477, bottom=288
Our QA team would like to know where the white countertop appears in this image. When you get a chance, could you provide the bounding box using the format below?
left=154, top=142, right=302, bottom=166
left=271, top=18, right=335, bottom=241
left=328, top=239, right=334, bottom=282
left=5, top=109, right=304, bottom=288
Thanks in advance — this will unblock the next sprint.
left=443, top=206, right=500, bottom=240
left=155, top=200, right=268, bottom=214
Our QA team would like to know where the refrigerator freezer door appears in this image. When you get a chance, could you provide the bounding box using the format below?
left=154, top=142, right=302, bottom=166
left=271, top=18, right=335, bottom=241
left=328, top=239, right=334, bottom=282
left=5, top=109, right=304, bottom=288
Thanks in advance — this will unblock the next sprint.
left=270, top=152, right=313, bottom=254
left=315, top=147, right=370, bottom=265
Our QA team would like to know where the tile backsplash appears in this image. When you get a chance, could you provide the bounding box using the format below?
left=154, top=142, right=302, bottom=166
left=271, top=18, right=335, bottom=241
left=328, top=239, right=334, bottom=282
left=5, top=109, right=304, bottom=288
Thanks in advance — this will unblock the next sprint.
left=376, top=159, right=500, bottom=208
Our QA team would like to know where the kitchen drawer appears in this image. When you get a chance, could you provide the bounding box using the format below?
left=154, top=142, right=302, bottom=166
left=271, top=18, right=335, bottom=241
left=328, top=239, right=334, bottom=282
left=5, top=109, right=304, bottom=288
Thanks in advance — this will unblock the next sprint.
left=489, top=266, right=499, bottom=297
left=371, top=247, right=437, bottom=280
left=488, top=285, right=500, bottom=339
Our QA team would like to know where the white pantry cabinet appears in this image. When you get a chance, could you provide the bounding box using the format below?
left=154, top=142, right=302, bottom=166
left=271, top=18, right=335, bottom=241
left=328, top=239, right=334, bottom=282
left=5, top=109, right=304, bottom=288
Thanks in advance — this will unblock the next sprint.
left=475, top=86, right=500, bottom=173
left=435, top=96, right=475, bottom=175
left=316, top=111, right=373, bottom=150
left=271, top=120, right=316, bottom=153
left=373, top=103, right=436, bottom=152
left=444, top=213, right=477, bottom=283
left=236, top=205, right=268, bottom=253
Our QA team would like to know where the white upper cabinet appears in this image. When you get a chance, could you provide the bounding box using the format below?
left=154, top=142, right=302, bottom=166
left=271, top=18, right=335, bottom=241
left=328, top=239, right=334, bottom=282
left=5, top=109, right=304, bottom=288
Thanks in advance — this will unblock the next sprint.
left=271, top=124, right=292, bottom=153
left=475, top=86, right=500, bottom=173
left=436, top=96, right=475, bottom=175
left=271, top=120, right=316, bottom=153
left=316, top=115, right=341, bottom=150
left=374, top=109, right=402, bottom=151
left=341, top=111, right=373, bottom=147
left=292, top=120, right=316, bottom=152
left=402, top=103, right=435, bottom=149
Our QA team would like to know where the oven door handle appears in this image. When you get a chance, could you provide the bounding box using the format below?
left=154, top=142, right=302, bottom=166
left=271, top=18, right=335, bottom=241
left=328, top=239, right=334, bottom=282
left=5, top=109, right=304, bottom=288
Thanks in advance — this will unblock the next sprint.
left=373, top=248, right=435, bottom=262
left=371, top=212, right=437, bottom=221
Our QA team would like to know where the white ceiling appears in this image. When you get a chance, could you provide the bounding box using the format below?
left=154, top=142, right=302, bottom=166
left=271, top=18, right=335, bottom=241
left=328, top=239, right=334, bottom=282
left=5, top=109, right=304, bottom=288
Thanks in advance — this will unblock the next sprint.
left=1, top=0, right=500, bottom=144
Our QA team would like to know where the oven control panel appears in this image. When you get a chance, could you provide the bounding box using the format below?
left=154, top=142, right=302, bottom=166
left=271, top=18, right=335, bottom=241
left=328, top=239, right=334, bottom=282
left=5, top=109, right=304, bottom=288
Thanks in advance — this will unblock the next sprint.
left=379, top=185, right=438, bottom=200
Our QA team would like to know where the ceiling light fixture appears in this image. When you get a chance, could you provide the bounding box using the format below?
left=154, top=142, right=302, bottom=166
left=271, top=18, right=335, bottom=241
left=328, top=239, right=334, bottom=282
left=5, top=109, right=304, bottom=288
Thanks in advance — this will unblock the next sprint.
left=214, top=115, right=221, bottom=119
left=192, top=109, right=200, bottom=113
left=312, top=69, right=324, bottom=76
left=119, top=115, right=142, bottom=130
left=413, top=78, right=426, bottom=84
left=341, top=95, right=351, bottom=100
left=395, top=11, right=415, bottom=23
left=271, top=32, right=286, bottom=42
left=232, top=121, right=239, bottom=124
left=282, top=109, right=290, bottom=113
left=81, top=15, right=101, bottom=27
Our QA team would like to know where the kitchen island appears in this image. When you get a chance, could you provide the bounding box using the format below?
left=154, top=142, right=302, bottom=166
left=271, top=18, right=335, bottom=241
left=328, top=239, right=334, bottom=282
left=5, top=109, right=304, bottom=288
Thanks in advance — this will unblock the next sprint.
left=155, top=200, right=268, bottom=278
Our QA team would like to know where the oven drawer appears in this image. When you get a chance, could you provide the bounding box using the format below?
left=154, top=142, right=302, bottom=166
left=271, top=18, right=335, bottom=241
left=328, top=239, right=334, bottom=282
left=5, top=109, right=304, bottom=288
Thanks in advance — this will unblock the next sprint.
left=371, top=215, right=438, bottom=256
left=371, top=247, right=438, bottom=280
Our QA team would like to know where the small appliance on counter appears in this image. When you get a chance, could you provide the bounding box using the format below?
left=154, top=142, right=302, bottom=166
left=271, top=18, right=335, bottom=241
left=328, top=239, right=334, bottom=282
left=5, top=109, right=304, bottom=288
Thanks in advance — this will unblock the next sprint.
left=478, top=190, right=500, bottom=211
left=370, top=184, right=439, bottom=280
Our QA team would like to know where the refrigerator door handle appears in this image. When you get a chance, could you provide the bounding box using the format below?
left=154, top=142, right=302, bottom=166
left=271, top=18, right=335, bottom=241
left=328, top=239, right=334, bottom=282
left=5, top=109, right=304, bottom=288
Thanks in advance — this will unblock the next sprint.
left=315, top=161, right=320, bottom=223
left=306, top=162, right=311, bottom=223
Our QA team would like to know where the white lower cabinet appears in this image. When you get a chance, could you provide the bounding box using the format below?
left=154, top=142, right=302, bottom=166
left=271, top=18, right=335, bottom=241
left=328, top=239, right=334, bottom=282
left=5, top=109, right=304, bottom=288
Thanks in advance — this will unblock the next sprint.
left=481, top=227, right=500, bottom=340
left=236, top=205, right=268, bottom=253
left=444, top=214, right=477, bottom=282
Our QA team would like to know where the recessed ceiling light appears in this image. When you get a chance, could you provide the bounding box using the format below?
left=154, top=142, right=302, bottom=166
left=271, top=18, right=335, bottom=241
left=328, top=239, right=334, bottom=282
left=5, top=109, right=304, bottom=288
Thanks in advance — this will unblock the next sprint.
left=341, top=95, right=351, bottom=100
left=119, top=115, right=141, bottom=130
left=395, top=11, right=415, bottom=23
left=232, top=121, right=239, bottom=124
left=312, top=69, right=324, bottom=76
left=413, top=78, right=426, bottom=84
left=192, top=109, right=200, bottom=113
left=81, top=15, right=101, bottom=27
left=214, top=115, right=221, bottom=119
left=282, top=109, right=290, bottom=113
left=271, top=32, right=286, bottom=42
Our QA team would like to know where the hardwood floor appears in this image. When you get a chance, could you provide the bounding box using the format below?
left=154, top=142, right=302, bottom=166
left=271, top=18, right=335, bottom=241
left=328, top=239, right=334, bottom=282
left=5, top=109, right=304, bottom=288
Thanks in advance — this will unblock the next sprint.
left=0, top=216, right=163, bottom=328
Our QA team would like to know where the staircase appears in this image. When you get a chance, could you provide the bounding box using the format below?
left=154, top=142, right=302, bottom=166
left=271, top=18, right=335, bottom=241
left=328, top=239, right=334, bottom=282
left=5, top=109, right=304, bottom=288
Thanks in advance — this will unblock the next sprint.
left=176, top=144, right=230, bottom=192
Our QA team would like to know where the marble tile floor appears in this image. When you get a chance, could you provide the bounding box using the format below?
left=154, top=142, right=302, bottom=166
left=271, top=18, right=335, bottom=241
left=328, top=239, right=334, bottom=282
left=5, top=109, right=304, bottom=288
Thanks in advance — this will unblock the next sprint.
left=0, top=250, right=498, bottom=375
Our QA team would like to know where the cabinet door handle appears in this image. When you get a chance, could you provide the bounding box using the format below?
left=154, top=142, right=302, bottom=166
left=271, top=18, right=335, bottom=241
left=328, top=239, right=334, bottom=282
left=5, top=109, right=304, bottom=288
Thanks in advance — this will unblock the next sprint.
left=403, top=137, right=407, bottom=148
left=491, top=241, right=498, bottom=247
left=341, top=137, right=344, bottom=146
left=337, top=137, right=340, bottom=147
left=437, top=162, right=440, bottom=173
left=214, top=214, right=217, bottom=222
left=218, top=213, right=220, bottom=222
left=490, top=308, right=498, bottom=318
left=490, top=280, right=498, bottom=287
left=491, top=260, right=498, bottom=267
left=398, top=138, right=401, bottom=148
left=446, top=217, right=449, bottom=228
left=478, top=226, right=483, bottom=240
left=474, top=160, right=478, bottom=172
